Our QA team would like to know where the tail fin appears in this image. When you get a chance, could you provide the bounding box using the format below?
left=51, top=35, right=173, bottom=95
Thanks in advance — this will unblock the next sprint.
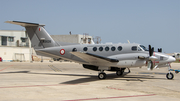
left=5, top=21, right=58, bottom=49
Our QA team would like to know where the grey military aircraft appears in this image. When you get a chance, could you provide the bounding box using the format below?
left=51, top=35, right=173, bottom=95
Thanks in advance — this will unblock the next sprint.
left=6, top=21, right=176, bottom=80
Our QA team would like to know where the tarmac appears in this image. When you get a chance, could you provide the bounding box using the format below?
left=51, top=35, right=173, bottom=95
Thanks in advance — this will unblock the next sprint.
left=0, top=62, right=180, bottom=101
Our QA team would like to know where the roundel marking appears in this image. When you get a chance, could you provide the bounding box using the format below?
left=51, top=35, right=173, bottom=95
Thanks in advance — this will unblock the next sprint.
left=60, top=49, right=65, bottom=55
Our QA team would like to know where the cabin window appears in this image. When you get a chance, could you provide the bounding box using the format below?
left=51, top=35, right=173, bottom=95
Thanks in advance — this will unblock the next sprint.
left=111, top=46, right=116, bottom=51
left=105, top=47, right=109, bottom=51
left=118, top=46, right=122, bottom=51
left=83, top=47, right=88, bottom=51
left=99, top=47, right=103, bottom=51
left=132, top=46, right=137, bottom=51
left=93, top=47, right=97, bottom=51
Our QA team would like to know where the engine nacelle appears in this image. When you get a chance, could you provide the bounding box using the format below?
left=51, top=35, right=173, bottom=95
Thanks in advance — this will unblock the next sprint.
left=83, top=64, right=123, bottom=71
left=83, top=64, right=99, bottom=71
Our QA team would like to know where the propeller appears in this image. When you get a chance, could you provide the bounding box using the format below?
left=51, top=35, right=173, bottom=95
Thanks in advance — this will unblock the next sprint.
left=149, top=45, right=154, bottom=56
left=158, top=48, right=162, bottom=52
left=147, top=45, right=157, bottom=70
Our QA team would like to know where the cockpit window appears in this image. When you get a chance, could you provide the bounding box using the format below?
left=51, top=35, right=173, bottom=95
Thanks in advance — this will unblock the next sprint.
left=138, top=47, right=142, bottom=51
left=140, top=45, right=148, bottom=51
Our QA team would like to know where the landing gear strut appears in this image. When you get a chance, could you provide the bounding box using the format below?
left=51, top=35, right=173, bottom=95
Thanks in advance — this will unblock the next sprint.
left=127, top=68, right=131, bottom=73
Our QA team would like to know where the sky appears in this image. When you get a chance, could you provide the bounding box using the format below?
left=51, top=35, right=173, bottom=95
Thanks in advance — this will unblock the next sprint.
left=0, top=0, right=179, bottom=53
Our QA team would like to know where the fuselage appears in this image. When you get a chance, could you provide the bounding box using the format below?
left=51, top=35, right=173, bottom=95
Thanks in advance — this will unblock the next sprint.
left=35, top=43, right=175, bottom=68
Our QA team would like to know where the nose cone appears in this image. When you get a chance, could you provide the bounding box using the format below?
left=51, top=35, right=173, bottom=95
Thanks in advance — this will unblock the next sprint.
left=167, top=56, right=176, bottom=63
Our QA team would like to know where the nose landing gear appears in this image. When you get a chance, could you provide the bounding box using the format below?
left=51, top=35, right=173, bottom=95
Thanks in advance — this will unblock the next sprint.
left=166, top=64, right=174, bottom=80
left=166, top=68, right=180, bottom=80
left=166, top=72, right=174, bottom=80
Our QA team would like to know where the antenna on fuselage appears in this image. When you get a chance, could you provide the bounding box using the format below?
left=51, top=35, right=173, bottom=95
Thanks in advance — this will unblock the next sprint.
left=127, top=40, right=130, bottom=43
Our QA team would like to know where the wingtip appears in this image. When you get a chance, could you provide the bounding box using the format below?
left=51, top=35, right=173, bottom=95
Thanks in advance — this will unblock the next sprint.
left=5, top=20, right=12, bottom=23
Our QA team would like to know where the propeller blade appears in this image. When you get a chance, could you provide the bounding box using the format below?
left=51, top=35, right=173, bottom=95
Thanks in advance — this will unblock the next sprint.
left=147, top=45, right=156, bottom=70
left=147, top=60, right=154, bottom=70
left=149, top=45, right=152, bottom=56
left=152, top=47, right=154, bottom=55
left=158, top=48, right=162, bottom=52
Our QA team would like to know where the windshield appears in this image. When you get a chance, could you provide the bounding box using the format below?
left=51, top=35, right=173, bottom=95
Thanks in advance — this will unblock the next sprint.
left=140, top=45, right=148, bottom=51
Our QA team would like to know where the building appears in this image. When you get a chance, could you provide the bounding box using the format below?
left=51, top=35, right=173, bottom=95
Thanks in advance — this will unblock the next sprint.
left=0, top=30, right=31, bottom=62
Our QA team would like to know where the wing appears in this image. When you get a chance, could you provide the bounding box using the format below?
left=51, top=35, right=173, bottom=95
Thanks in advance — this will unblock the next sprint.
left=70, top=52, right=119, bottom=64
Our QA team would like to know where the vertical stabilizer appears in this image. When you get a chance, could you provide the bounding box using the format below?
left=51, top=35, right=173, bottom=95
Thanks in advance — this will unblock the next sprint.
left=5, top=21, right=58, bottom=49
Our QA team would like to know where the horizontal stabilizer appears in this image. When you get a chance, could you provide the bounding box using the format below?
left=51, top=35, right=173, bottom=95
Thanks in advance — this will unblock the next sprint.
left=5, top=21, right=45, bottom=27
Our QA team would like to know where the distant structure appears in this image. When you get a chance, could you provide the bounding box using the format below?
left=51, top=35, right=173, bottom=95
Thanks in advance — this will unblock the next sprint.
left=93, top=36, right=101, bottom=44
left=172, top=52, right=180, bottom=59
left=0, top=30, right=31, bottom=62
left=51, top=33, right=93, bottom=44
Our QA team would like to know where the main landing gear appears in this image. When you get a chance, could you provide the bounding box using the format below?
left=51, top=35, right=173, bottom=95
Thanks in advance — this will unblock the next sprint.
left=98, top=71, right=106, bottom=79
left=116, top=68, right=125, bottom=76
left=98, top=68, right=128, bottom=79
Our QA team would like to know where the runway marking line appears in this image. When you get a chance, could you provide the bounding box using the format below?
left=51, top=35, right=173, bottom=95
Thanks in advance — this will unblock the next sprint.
left=63, top=94, right=156, bottom=101
left=0, top=65, right=13, bottom=72
left=0, top=83, right=89, bottom=89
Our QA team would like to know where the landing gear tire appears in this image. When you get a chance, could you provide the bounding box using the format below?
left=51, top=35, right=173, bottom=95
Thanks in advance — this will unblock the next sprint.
left=98, top=73, right=106, bottom=79
left=166, top=72, right=174, bottom=80
left=116, top=70, right=123, bottom=76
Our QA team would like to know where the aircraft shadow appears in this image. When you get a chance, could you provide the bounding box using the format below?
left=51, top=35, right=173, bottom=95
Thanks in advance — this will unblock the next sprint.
left=137, top=72, right=167, bottom=75
left=0, top=71, right=30, bottom=74
left=60, top=72, right=165, bottom=84
left=0, top=70, right=96, bottom=77
left=0, top=71, right=166, bottom=84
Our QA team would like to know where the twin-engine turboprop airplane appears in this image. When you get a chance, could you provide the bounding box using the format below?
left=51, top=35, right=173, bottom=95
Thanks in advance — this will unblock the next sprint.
left=5, top=21, right=176, bottom=80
